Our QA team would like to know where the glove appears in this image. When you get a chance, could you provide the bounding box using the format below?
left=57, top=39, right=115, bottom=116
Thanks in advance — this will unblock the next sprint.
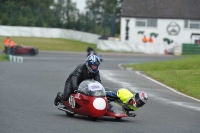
left=131, top=99, right=138, bottom=108
left=127, top=112, right=137, bottom=117
left=133, top=103, right=137, bottom=108
left=128, top=98, right=137, bottom=108
left=74, top=90, right=78, bottom=93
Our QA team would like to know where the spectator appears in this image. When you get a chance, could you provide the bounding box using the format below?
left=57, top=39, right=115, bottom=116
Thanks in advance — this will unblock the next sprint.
left=197, top=40, right=200, bottom=45
left=149, top=37, right=153, bottom=43
left=142, top=35, right=148, bottom=43
left=87, top=46, right=95, bottom=57
left=3, top=37, right=10, bottom=54
left=9, top=40, right=15, bottom=55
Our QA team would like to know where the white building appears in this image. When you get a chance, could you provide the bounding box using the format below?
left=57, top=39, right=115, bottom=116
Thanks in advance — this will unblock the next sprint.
left=119, top=0, right=200, bottom=54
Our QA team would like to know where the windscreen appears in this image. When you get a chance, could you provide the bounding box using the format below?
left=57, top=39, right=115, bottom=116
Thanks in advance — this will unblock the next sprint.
left=78, top=80, right=105, bottom=97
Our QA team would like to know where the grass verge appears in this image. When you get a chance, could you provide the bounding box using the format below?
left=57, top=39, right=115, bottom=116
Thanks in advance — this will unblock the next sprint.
left=0, top=36, right=99, bottom=52
left=0, top=54, right=9, bottom=61
left=1, top=36, right=138, bottom=55
left=123, top=55, right=200, bottom=100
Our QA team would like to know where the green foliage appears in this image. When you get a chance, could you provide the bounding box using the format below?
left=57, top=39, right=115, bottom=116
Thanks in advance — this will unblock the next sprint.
left=138, top=31, right=144, bottom=34
left=0, top=0, right=57, bottom=27
left=150, top=33, right=158, bottom=38
left=163, top=38, right=173, bottom=44
left=0, top=0, right=122, bottom=36
left=85, top=0, right=123, bottom=36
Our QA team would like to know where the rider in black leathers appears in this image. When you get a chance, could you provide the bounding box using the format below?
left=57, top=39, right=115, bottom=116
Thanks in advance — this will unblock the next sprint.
left=87, top=46, right=96, bottom=57
left=54, top=55, right=101, bottom=106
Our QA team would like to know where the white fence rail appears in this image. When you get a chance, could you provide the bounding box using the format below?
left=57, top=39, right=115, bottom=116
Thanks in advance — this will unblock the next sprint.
left=0, top=26, right=181, bottom=55
left=0, top=25, right=100, bottom=44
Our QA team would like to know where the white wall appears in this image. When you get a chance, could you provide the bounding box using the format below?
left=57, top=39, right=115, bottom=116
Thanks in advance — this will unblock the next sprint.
left=0, top=25, right=100, bottom=44
left=121, top=17, right=200, bottom=43
left=97, top=39, right=165, bottom=54
left=120, top=17, right=200, bottom=54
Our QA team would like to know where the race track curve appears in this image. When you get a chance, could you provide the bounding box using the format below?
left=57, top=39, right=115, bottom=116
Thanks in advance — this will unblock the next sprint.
left=0, top=52, right=199, bottom=133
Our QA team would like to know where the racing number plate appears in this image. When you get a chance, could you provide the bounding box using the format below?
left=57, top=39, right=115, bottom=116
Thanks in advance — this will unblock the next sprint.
left=88, top=83, right=103, bottom=91
left=69, top=96, right=75, bottom=108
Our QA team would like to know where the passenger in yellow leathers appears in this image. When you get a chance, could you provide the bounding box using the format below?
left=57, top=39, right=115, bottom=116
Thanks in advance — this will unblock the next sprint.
left=106, top=88, right=148, bottom=111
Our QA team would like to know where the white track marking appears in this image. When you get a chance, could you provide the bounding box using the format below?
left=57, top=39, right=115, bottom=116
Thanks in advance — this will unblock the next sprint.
left=101, top=68, right=200, bottom=112
left=135, top=71, right=200, bottom=103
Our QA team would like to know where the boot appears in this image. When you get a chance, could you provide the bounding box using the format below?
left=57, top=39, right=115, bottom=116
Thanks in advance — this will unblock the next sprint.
left=127, top=111, right=137, bottom=117
left=54, top=92, right=62, bottom=106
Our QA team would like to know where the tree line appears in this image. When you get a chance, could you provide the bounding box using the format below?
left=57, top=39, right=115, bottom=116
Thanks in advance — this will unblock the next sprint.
left=0, top=0, right=123, bottom=37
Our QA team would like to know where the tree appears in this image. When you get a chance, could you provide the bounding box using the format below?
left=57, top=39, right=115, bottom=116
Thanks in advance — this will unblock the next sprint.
left=0, top=0, right=123, bottom=36
left=0, top=0, right=58, bottom=27
left=52, top=0, right=79, bottom=29
left=85, top=0, right=123, bottom=36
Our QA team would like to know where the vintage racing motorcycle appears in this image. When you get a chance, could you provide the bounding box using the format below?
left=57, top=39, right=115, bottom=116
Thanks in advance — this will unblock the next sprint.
left=57, top=80, right=135, bottom=120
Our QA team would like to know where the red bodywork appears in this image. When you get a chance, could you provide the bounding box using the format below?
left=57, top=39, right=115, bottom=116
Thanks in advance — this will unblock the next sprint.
left=14, top=45, right=38, bottom=55
left=64, top=93, right=108, bottom=118
left=104, top=111, right=127, bottom=118
left=104, top=101, right=128, bottom=119
left=58, top=79, right=128, bottom=120
left=63, top=93, right=128, bottom=119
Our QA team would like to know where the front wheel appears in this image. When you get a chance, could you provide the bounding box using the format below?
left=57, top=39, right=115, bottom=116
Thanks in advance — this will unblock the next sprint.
left=115, top=117, right=122, bottom=120
left=88, top=116, right=98, bottom=121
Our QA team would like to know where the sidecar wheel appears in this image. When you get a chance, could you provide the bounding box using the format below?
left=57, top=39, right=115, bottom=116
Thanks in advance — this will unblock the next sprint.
left=88, top=116, right=98, bottom=121
left=115, top=117, right=122, bottom=120
left=66, top=112, right=74, bottom=116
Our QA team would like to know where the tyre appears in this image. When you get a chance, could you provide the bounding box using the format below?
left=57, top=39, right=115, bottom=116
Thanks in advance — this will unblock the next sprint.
left=115, top=117, right=122, bottom=120
left=30, top=49, right=38, bottom=55
left=35, top=48, right=39, bottom=55
left=66, top=112, right=74, bottom=116
left=88, top=116, right=98, bottom=121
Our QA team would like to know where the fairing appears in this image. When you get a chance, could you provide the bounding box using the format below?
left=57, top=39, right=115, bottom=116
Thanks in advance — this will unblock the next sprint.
left=104, top=101, right=127, bottom=117
left=64, top=80, right=107, bottom=118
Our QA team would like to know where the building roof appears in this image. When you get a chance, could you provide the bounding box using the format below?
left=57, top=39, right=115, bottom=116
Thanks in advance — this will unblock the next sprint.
left=122, top=0, right=200, bottom=20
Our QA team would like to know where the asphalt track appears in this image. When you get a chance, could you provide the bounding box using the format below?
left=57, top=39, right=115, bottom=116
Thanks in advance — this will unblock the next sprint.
left=0, top=52, right=200, bottom=133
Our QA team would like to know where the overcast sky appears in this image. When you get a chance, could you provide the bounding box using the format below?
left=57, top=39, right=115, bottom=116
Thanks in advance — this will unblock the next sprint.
left=72, top=0, right=86, bottom=13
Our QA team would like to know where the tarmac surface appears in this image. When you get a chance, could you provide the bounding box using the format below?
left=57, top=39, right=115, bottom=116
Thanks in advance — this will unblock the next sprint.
left=0, top=52, right=199, bottom=133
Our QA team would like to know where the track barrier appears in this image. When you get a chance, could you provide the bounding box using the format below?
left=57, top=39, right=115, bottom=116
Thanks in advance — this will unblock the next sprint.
left=9, top=55, right=24, bottom=63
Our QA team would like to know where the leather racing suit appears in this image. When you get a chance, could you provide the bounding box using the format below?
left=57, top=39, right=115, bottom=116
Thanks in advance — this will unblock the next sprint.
left=106, top=88, right=138, bottom=111
left=58, top=63, right=101, bottom=101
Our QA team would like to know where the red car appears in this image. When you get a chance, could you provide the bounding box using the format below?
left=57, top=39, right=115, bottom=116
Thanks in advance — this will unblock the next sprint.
left=4, top=45, right=39, bottom=55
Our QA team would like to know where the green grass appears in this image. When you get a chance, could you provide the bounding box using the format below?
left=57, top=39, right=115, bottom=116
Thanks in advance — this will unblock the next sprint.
left=0, top=36, right=99, bottom=52
left=0, top=36, right=135, bottom=54
left=0, top=54, right=9, bottom=61
left=123, top=55, right=200, bottom=100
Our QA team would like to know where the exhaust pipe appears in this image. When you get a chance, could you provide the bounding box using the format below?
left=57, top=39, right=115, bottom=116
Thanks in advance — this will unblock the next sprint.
left=58, top=107, right=75, bottom=114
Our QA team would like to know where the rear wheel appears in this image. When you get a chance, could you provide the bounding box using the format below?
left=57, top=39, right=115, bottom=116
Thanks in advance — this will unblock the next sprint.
left=66, top=112, right=74, bottom=116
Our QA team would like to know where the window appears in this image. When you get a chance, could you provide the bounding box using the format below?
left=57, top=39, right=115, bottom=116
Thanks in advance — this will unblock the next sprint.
left=136, top=18, right=157, bottom=27
left=136, top=19, right=146, bottom=27
left=184, top=20, right=200, bottom=29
